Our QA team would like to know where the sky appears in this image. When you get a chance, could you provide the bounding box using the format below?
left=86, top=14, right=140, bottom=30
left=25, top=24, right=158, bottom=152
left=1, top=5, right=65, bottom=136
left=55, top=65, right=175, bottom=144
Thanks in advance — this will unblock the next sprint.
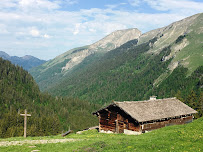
left=0, top=0, right=203, bottom=60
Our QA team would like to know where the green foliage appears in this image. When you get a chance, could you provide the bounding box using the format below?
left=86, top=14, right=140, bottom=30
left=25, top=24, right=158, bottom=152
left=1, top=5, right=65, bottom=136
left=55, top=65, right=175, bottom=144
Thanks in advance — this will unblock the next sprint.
left=175, top=35, right=186, bottom=43
left=0, top=58, right=99, bottom=138
left=30, top=58, right=71, bottom=91
left=48, top=38, right=172, bottom=104
left=71, top=48, right=86, bottom=54
left=0, top=58, right=61, bottom=138
left=152, top=66, right=203, bottom=117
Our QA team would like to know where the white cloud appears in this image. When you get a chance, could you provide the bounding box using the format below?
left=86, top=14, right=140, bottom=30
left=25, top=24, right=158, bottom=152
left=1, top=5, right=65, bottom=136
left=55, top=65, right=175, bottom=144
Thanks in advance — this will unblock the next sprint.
left=64, top=0, right=78, bottom=5
left=73, top=23, right=81, bottom=35
left=106, top=3, right=127, bottom=9
left=19, top=0, right=60, bottom=10
left=83, top=21, right=127, bottom=35
left=0, top=0, right=18, bottom=9
left=139, top=0, right=203, bottom=15
left=0, top=0, right=202, bottom=59
left=128, top=0, right=141, bottom=6
left=30, top=28, right=40, bottom=37
left=29, top=27, right=52, bottom=38
left=145, top=0, right=203, bottom=11
left=43, top=34, right=51, bottom=39
left=0, top=24, right=9, bottom=34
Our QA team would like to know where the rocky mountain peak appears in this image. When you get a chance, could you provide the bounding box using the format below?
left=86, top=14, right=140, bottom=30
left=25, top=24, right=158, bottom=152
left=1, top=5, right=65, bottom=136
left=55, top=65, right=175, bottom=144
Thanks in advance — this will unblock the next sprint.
left=90, top=28, right=141, bottom=51
left=22, top=55, right=33, bottom=60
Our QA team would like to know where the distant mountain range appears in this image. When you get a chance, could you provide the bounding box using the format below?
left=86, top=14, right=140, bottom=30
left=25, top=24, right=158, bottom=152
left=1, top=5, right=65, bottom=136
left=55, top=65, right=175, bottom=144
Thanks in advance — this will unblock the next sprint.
left=30, top=13, right=203, bottom=107
left=0, top=51, right=46, bottom=70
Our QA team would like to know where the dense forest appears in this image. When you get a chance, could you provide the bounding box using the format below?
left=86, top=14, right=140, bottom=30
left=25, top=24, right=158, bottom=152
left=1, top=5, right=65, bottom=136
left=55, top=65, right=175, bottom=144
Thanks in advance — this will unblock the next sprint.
left=0, top=58, right=99, bottom=138
left=152, top=66, right=203, bottom=118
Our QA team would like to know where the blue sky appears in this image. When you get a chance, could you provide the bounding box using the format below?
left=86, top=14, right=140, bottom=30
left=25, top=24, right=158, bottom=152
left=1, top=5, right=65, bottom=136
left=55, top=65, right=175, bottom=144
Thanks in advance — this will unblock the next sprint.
left=0, top=0, right=203, bottom=60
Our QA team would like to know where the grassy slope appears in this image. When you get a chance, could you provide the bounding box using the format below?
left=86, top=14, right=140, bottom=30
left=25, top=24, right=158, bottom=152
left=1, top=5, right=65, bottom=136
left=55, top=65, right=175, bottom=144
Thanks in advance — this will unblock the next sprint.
left=172, top=13, right=203, bottom=75
left=1, top=117, right=202, bottom=152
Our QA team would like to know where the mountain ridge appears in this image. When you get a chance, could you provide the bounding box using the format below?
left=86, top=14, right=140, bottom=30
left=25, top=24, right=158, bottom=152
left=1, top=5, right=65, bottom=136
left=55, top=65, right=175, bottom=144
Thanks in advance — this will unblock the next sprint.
left=30, top=28, right=141, bottom=90
left=0, top=51, right=46, bottom=70
left=30, top=13, right=203, bottom=108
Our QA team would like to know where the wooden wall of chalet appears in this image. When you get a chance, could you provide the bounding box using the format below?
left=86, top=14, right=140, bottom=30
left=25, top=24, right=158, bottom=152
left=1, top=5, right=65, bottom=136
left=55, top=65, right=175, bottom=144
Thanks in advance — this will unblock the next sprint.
left=142, top=116, right=193, bottom=132
left=99, top=106, right=140, bottom=133
left=99, top=110, right=117, bottom=132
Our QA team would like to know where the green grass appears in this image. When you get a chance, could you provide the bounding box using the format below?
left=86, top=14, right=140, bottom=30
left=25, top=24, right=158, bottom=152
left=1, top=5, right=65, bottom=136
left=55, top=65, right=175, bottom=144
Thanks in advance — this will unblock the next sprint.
left=0, top=117, right=203, bottom=152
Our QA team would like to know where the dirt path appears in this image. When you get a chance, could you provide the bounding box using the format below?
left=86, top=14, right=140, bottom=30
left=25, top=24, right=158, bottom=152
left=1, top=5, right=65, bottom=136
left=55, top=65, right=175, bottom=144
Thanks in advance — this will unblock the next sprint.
left=0, top=138, right=81, bottom=146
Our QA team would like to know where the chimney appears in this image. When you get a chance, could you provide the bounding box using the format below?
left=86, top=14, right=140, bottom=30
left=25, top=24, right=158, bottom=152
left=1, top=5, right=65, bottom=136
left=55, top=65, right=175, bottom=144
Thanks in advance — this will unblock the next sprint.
left=150, top=96, right=157, bottom=100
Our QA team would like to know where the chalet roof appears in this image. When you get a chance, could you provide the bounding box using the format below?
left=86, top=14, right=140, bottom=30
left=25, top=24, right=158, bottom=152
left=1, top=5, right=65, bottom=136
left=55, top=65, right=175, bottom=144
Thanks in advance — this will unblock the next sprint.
left=95, top=98, right=197, bottom=122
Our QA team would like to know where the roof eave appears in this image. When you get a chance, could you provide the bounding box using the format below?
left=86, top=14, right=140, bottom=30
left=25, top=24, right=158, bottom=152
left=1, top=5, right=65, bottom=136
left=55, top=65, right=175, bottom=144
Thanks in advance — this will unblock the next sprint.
left=92, top=103, right=116, bottom=116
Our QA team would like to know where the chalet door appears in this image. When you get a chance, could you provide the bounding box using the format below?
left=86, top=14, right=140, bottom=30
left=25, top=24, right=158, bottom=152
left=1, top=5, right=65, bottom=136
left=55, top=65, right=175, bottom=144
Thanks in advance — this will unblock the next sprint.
left=115, top=120, right=124, bottom=133
left=119, top=121, right=124, bottom=133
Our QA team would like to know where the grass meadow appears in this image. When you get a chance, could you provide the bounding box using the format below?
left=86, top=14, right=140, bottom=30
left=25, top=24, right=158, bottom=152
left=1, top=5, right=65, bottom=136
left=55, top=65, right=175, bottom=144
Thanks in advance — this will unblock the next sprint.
left=0, top=117, right=202, bottom=152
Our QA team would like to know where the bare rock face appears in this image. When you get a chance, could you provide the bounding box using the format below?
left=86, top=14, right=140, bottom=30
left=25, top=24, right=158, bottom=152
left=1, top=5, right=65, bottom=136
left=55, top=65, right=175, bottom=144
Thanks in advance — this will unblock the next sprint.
left=60, top=28, right=141, bottom=71
left=90, top=28, right=141, bottom=51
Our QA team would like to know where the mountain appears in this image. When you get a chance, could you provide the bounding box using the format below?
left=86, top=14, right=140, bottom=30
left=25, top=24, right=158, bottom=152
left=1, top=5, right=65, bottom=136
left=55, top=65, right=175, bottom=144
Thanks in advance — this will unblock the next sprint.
left=30, top=28, right=141, bottom=91
left=0, top=51, right=46, bottom=70
left=30, top=13, right=203, bottom=116
left=0, top=57, right=99, bottom=138
left=0, top=51, right=10, bottom=59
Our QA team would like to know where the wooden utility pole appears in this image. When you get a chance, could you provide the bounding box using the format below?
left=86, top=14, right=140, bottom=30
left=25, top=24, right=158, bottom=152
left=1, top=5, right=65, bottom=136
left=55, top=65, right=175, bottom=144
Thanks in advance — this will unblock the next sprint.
left=20, top=109, right=31, bottom=138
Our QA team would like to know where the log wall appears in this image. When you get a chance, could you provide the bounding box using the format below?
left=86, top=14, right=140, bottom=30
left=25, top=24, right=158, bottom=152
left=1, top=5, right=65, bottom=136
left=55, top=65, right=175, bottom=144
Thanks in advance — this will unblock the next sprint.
left=128, top=122, right=140, bottom=132
left=99, top=107, right=140, bottom=133
left=142, top=116, right=193, bottom=131
left=99, top=110, right=117, bottom=132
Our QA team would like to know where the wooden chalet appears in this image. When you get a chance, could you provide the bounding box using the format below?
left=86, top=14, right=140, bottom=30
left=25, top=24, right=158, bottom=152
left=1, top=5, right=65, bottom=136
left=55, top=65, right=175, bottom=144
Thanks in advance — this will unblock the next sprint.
left=93, top=97, right=197, bottom=134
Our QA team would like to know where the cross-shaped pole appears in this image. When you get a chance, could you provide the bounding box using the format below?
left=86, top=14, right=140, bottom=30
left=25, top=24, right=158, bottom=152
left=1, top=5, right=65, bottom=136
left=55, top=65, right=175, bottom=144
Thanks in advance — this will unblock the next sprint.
left=20, top=109, right=31, bottom=138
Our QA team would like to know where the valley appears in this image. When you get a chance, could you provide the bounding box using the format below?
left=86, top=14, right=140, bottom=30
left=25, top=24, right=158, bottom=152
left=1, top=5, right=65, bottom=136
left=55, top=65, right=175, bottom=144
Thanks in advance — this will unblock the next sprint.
left=0, top=0, right=203, bottom=151
left=0, top=12, right=202, bottom=152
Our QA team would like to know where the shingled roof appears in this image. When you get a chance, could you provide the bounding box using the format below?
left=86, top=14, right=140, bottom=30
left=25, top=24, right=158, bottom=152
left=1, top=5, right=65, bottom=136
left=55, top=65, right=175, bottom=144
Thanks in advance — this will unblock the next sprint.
left=95, top=98, right=197, bottom=122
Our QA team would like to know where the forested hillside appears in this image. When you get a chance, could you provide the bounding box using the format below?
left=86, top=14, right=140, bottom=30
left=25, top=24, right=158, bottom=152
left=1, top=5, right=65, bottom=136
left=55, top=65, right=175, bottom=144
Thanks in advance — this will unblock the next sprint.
left=47, top=37, right=202, bottom=118
left=0, top=58, right=99, bottom=138
left=30, top=28, right=141, bottom=91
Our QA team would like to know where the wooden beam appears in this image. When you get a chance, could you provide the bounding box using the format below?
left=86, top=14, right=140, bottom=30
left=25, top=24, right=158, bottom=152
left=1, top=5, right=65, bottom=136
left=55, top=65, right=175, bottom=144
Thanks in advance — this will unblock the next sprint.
left=99, top=114, right=101, bottom=132
left=20, top=109, right=31, bottom=138
left=115, top=120, right=119, bottom=133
